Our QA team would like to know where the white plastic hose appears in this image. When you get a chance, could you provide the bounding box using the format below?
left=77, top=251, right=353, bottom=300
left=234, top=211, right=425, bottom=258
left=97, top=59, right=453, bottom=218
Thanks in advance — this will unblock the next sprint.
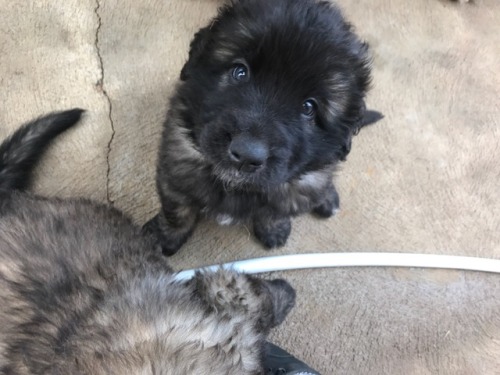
left=173, top=252, right=500, bottom=281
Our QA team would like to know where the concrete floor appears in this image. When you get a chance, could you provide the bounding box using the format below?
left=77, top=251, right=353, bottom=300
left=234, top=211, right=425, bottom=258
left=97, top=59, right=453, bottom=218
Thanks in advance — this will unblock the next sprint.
left=1, top=0, right=499, bottom=373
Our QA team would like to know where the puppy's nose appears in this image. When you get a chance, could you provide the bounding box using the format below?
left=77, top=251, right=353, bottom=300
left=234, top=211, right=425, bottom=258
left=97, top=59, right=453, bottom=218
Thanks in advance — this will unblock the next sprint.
left=228, top=135, right=268, bottom=172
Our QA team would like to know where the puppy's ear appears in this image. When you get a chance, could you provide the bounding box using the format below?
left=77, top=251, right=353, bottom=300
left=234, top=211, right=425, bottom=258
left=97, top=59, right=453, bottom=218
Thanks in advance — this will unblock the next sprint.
left=261, top=278, right=296, bottom=328
left=180, top=26, right=212, bottom=81
left=191, top=270, right=295, bottom=330
left=359, top=109, right=384, bottom=128
left=339, top=101, right=384, bottom=161
left=352, top=100, right=384, bottom=133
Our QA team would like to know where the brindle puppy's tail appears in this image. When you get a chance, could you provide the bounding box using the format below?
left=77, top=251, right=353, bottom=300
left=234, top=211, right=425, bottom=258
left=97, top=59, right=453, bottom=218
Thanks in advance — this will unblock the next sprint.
left=0, top=109, right=84, bottom=191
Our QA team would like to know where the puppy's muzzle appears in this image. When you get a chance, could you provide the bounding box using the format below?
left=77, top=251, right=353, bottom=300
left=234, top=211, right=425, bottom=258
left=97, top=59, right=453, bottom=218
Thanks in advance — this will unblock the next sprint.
left=228, top=135, right=269, bottom=173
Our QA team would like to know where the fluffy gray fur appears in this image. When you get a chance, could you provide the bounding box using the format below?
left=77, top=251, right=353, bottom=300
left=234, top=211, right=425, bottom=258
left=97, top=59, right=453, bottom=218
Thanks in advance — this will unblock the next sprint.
left=0, top=110, right=295, bottom=374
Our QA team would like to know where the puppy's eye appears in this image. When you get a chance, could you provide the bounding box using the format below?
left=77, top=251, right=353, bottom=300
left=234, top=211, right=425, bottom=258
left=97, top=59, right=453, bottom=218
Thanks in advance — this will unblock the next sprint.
left=231, top=63, right=249, bottom=82
left=302, top=99, right=317, bottom=118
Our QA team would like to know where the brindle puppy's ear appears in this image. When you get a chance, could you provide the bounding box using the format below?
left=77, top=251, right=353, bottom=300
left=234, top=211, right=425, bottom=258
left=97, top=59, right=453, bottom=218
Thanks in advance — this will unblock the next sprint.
left=192, top=270, right=295, bottom=331
left=241, top=276, right=296, bottom=332
left=260, top=278, right=296, bottom=328
left=180, top=26, right=212, bottom=81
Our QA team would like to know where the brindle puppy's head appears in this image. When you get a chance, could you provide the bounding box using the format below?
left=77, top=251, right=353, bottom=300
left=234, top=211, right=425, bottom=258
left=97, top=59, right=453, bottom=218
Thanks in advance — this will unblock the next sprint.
left=178, top=0, right=372, bottom=190
left=193, top=270, right=296, bottom=334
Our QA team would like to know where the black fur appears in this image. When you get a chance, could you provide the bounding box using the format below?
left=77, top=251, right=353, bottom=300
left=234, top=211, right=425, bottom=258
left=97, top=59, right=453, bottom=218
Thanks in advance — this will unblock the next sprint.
left=146, top=0, right=382, bottom=254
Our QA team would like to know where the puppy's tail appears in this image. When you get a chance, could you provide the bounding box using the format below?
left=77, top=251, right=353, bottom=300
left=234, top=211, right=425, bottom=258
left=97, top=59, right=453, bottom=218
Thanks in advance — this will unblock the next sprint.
left=0, top=109, right=84, bottom=191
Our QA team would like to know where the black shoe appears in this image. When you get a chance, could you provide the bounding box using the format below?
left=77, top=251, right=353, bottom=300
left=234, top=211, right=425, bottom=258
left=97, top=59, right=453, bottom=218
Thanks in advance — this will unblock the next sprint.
left=264, top=342, right=321, bottom=375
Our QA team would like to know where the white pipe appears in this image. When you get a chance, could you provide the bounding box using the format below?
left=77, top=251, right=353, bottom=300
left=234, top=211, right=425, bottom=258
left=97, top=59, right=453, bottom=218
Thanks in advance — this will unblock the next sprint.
left=173, top=252, right=500, bottom=282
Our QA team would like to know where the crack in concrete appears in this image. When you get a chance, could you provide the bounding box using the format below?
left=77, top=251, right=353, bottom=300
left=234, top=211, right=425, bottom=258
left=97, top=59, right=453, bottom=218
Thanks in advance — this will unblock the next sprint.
left=94, top=0, right=115, bottom=204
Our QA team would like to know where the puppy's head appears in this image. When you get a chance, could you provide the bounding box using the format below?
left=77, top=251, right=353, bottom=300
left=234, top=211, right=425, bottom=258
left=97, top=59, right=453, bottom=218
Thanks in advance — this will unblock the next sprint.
left=193, top=270, right=296, bottom=333
left=178, top=0, right=372, bottom=190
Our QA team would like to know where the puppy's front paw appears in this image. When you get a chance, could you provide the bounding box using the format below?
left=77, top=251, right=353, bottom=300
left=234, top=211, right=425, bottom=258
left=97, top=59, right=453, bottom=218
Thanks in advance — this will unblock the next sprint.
left=142, top=214, right=193, bottom=256
left=312, top=183, right=340, bottom=218
left=253, top=216, right=292, bottom=249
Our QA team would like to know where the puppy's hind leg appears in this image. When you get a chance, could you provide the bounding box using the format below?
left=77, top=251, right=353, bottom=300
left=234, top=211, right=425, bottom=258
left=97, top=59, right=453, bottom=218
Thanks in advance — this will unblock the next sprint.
left=143, top=194, right=199, bottom=256
left=312, top=181, right=340, bottom=218
left=253, top=209, right=292, bottom=249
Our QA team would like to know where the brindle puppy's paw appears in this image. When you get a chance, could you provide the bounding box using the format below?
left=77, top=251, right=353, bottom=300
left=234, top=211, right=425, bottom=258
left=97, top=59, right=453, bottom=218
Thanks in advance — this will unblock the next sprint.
left=142, top=214, right=192, bottom=256
left=312, top=183, right=340, bottom=218
left=253, top=216, right=292, bottom=249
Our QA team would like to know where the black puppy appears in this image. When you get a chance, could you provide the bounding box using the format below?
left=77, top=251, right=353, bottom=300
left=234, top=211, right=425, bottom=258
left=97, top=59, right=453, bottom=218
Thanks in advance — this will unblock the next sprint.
left=145, top=0, right=382, bottom=254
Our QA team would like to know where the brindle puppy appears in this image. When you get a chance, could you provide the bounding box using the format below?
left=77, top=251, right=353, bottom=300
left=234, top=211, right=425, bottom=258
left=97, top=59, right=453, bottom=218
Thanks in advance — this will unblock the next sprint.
left=0, top=110, right=295, bottom=374
left=145, top=0, right=382, bottom=254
